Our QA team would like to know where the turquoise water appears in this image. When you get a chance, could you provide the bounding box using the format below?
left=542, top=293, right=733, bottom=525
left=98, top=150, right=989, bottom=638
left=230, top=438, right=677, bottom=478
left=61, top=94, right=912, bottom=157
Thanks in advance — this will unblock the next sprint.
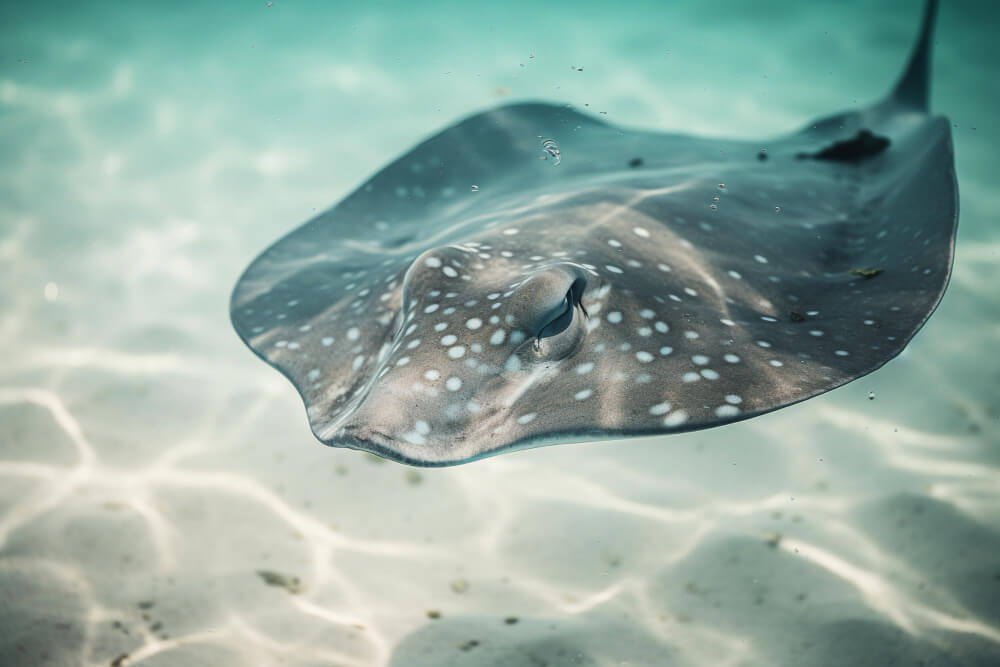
left=1, top=1, right=998, bottom=665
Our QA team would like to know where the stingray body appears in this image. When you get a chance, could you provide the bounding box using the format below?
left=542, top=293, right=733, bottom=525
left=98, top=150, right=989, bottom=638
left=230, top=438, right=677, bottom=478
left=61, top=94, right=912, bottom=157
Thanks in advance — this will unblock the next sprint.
left=231, top=1, right=957, bottom=466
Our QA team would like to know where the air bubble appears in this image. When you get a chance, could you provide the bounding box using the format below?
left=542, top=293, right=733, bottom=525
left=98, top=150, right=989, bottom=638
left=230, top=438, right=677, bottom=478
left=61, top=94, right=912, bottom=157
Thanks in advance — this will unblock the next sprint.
left=774, top=206, right=781, bottom=213
left=470, top=184, right=479, bottom=192
left=540, top=138, right=561, bottom=166
left=867, top=391, right=875, bottom=401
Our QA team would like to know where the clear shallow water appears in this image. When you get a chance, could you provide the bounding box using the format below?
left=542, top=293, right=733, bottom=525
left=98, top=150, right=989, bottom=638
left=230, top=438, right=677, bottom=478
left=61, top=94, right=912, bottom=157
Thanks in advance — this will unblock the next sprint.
left=1, top=1, right=998, bottom=665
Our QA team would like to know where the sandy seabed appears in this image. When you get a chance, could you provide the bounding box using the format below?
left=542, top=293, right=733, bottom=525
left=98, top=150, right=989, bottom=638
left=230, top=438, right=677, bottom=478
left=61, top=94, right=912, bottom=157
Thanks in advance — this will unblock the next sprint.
left=1, top=1, right=998, bottom=665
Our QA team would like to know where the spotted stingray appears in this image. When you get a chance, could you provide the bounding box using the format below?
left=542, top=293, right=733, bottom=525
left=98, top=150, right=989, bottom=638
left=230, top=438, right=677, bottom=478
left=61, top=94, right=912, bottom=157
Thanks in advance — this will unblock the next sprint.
left=231, top=0, right=956, bottom=466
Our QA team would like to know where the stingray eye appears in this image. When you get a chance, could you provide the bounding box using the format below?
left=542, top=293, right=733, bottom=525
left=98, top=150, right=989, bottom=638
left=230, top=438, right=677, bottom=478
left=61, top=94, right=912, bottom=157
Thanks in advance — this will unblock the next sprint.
left=534, top=277, right=587, bottom=359
left=535, top=293, right=574, bottom=344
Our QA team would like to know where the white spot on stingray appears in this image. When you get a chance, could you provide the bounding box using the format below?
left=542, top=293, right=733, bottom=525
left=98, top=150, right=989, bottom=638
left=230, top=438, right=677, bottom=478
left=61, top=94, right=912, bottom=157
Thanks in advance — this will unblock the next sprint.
left=347, top=327, right=360, bottom=341
left=607, top=311, right=622, bottom=324
left=575, top=362, right=594, bottom=374
left=415, top=420, right=430, bottom=435
left=769, top=359, right=783, bottom=367
left=321, top=337, right=334, bottom=346
left=445, top=376, right=462, bottom=391
left=466, top=317, right=483, bottom=330
left=605, top=265, right=623, bottom=274
left=352, top=355, right=365, bottom=371
left=510, top=331, right=526, bottom=344
left=715, top=405, right=740, bottom=417
left=424, top=257, right=442, bottom=268
left=684, top=331, right=699, bottom=340
left=809, top=330, right=824, bottom=337
left=636, top=351, right=654, bottom=363
left=396, top=356, right=410, bottom=366
left=728, top=270, right=742, bottom=280
left=402, top=430, right=426, bottom=445
left=692, top=355, right=709, bottom=365
left=639, top=309, right=655, bottom=319
left=490, top=329, right=506, bottom=345
left=440, top=334, right=458, bottom=346
left=659, top=346, right=674, bottom=356
left=655, top=321, right=669, bottom=333
left=424, top=369, right=441, bottom=381
left=424, top=304, right=439, bottom=314
left=633, top=226, right=650, bottom=238
left=607, top=239, right=622, bottom=248
left=504, top=355, right=521, bottom=372
left=442, top=266, right=458, bottom=278
left=434, top=322, right=448, bottom=332
left=756, top=340, right=772, bottom=348
left=835, top=350, right=849, bottom=356
left=307, top=369, right=321, bottom=381
left=725, top=394, right=742, bottom=404
left=683, top=372, right=701, bottom=382
left=574, top=389, right=593, bottom=401
left=724, top=353, right=740, bottom=363
left=517, top=412, right=536, bottom=424
left=700, top=369, right=719, bottom=380
left=754, top=254, right=768, bottom=264
left=638, top=327, right=652, bottom=337
left=649, top=402, right=671, bottom=415
left=448, top=346, right=466, bottom=359
left=663, top=411, right=689, bottom=427
left=720, top=318, right=735, bottom=327
left=503, top=228, right=519, bottom=235
left=657, top=263, right=672, bottom=272
left=684, top=287, right=698, bottom=297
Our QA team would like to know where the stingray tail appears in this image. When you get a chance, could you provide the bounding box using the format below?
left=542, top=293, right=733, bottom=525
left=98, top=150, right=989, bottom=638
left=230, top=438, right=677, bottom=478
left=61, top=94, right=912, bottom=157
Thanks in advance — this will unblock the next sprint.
left=888, top=0, right=939, bottom=110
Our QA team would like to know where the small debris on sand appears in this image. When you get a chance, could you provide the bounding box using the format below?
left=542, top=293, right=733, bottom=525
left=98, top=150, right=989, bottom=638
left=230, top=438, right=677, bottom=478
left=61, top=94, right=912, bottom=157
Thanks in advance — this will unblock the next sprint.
left=257, top=570, right=305, bottom=594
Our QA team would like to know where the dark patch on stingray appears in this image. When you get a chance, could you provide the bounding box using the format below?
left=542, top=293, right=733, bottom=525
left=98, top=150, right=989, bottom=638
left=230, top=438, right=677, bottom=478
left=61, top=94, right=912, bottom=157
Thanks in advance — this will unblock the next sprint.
left=628, top=157, right=643, bottom=168
left=797, top=129, right=890, bottom=162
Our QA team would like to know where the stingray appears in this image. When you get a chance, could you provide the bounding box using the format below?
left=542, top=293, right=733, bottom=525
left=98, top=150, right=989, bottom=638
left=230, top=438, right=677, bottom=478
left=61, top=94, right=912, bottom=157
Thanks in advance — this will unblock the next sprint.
left=231, top=0, right=957, bottom=466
